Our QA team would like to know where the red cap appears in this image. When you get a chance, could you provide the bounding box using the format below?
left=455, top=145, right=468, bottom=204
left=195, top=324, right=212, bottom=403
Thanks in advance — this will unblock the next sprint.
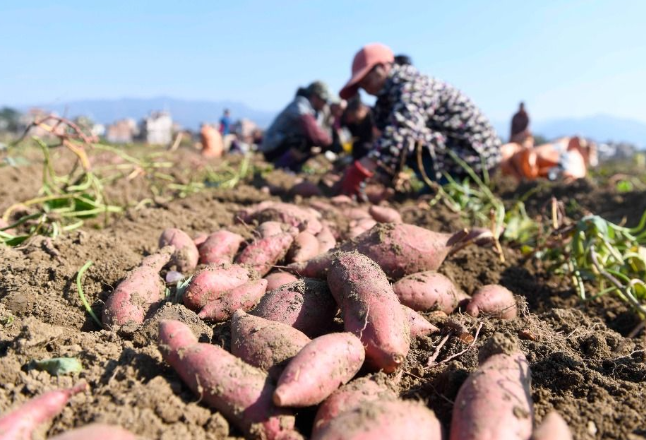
left=339, top=43, right=395, bottom=100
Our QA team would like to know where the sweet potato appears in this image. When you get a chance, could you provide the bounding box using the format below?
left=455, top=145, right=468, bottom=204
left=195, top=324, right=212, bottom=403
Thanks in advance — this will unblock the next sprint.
left=236, top=232, right=294, bottom=276
left=103, top=247, right=174, bottom=326
left=242, top=203, right=323, bottom=235
left=533, top=411, right=572, bottom=440
left=274, top=332, right=365, bottom=407
left=257, top=221, right=299, bottom=239
left=0, top=383, right=87, bottom=440
left=466, top=284, right=518, bottom=320
left=265, top=271, right=299, bottom=291
left=159, top=228, right=199, bottom=273
left=290, top=180, right=322, bottom=197
left=327, top=252, right=410, bottom=372
left=198, top=230, right=244, bottom=265
left=368, top=205, right=402, bottom=223
left=393, top=271, right=467, bottom=313
left=311, top=400, right=442, bottom=440
left=158, top=320, right=297, bottom=439
left=287, top=231, right=320, bottom=263
left=289, top=223, right=469, bottom=279
left=183, top=263, right=255, bottom=311
left=347, top=218, right=377, bottom=240
left=316, top=225, right=337, bottom=254
left=342, top=207, right=371, bottom=221
left=231, top=310, right=311, bottom=380
left=404, top=306, right=440, bottom=338
left=250, top=278, right=337, bottom=338
left=193, top=233, right=208, bottom=247
left=450, top=345, right=532, bottom=440
left=198, top=279, right=268, bottom=321
left=312, top=374, right=397, bottom=432
left=48, top=423, right=137, bottom=440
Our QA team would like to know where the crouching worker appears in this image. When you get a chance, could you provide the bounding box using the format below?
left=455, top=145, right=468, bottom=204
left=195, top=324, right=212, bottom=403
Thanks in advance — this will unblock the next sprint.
left=260, top=81, right=335, bottom=171
left=337, top=43, right=502, bottom=197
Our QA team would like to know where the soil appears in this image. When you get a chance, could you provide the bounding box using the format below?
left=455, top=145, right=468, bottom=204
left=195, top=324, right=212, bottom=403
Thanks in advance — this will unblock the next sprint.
left=1, top=147, right=645, bottom=439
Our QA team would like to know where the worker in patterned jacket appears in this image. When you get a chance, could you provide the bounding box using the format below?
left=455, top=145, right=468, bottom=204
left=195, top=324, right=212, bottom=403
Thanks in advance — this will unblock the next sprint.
left=338, top=43, right=502, bottom=197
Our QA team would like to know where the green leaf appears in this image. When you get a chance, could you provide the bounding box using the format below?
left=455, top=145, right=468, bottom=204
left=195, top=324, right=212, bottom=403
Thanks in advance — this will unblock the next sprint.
left=32, top=357, right=83, bottom=375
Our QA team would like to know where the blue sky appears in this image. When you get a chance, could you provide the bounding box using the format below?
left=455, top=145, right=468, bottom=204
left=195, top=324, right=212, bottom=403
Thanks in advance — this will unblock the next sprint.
left=1, top=0, right=644, bottom=124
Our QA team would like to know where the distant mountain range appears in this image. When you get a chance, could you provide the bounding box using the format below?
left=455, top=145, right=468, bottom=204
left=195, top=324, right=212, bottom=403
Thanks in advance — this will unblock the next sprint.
left=493, top=114, right=646, bottom=147
left=18, top=96, right=277, bottom=130
left=14, top=97, right=646, bottom=147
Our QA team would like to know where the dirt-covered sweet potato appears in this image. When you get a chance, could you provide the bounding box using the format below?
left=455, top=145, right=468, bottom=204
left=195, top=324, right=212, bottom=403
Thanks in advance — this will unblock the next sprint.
left=533, top=411, right=573, bottom=440
left=311, top=400, right=442, bottom=440
left=287, top=231, right=320, bottom=263
left=0, top=383, right=87, bottom=440
left=347, top=218, right=377, bottom=240
left=198, top=230, right=244, bottom=265
left=231, top=310, right=311, bottom=380
left=312, top=374, right=397, bottom=432
left=198, top=279, right=268, bottom=321
left=159, top=228, right=199, bottom=273
left=274, top=332, right=365, bottom=407
left=240, top=203, right=323, bottom=235
left=103, top=247, right=174, bottom=327
left=235, top=232, right=294, bottom=276
left=289, top=223, right=469, bottom=279
left=368, top=205, right=402, bottom=223
left=404, top=306, right=440, bottom=338
left=450, top=338, right=532, bottom=440
left=257, top=221, right=299, bottom=239
left=250, top=278, right=337, bottom=338
left=183, top=263, right=255, bottom=311
left=466, top=284, right=518, bottom=320
left=264, top=271, right=299, bottom=291
left=393, top=271, right=467, bottom=313
left=48, top=423, right=137, bottom=440
left=158, top=320, right=297, bottom=440
left=327, top=252, right=410, bottom=372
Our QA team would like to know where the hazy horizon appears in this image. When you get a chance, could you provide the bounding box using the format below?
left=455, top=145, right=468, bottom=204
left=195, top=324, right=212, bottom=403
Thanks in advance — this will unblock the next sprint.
left=2, top=1, right=645, bottom=125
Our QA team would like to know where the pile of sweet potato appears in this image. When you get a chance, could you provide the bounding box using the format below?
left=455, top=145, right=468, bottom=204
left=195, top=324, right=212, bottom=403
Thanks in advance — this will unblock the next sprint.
left=93, top=199, right=571, bottom=439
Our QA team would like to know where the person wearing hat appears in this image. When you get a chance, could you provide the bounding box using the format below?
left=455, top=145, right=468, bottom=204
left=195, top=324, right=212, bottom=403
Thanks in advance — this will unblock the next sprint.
left=338, top=43, right=502, bottom=196
left=260, top=81, right=335, bottom=171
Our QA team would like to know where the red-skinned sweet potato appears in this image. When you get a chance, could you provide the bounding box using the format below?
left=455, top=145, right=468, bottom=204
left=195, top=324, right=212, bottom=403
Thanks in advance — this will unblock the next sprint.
left=250, top=278, right=337, bottom=338
left=533, top=411, right=573, bottom=440
left=264, top=271, right=299, bottom=291
left=241, top=203, right=323, bottom=235
left=316, top=225, right=337, bottom=254
left=231, top=310, right=311, bottom=380
left=450, top=346, right=532, bottom=440
left=287, top=231, right=320, bottom=263
left=311, top=400, right=442, bottom=440
left=103, top=247, right=174, bottom=326
left=347, top=218, right=377, bottom=240
left=198, top=279, right=268, bottom=321
left=327, top=252, right=410, bottom=373
left=274, top=332, right=365, bottom=407
left=236, top=232, right=294, bottom=276
left=289, top=223, right=469, bottom=279
left=0, top=383, right=87, bottom=440
left=466, top=284, right=518, bottom=320
left=48, top=423, right=137, bottom=440
left=404, top=306, right=440, bottom=338
left=159, top=228, right=199, bottom=273
left=368, top=205, right=402, bottom=223
left=198, top=230, right=244, bottom=265
left=312, top=374, right=397, bottom=433
left=183, top=263, right=256, bottom=311
left=393, top=271, right=467, bottom=313
left=158, top=320, right=297, bottom=440
left=193, top=233, right=208, bottom=247
left=257, top=221, right=299, bottom=239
